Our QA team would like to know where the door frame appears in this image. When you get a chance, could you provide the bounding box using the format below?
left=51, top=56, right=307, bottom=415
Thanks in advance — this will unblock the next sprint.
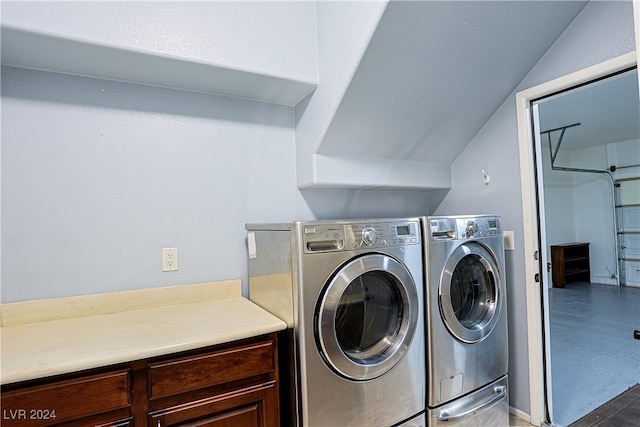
left=515, top=51, right=638, bottom=426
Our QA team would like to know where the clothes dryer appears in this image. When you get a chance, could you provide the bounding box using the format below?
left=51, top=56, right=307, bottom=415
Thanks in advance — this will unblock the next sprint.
left=247, top=219, right=425, bottom=427
left=421, top=215, right=508, bottom=426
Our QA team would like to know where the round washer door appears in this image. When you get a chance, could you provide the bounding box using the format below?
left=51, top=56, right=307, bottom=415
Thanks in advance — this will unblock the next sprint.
left=439, top=242, right=501, bottom=343
left=315, top=253, right=419, bottom=381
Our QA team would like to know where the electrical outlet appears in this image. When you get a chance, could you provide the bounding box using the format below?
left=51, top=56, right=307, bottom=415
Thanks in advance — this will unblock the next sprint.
left=503, top=231, right=515, bottom=251
left=162, top=247, right=178, bottom=272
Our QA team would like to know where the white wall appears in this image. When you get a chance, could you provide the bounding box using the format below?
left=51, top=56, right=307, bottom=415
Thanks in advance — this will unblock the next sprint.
left=540, top=142, right=576, bottom=275
left=433, top=0, right=636, bottom=415
left=609, top=138, right=640, bottom=177
left=295, top=0, right=388, bottom=187
left=571, top=145, right=618, bottom=284
left=543, top=136, right=640, bottom=286
left=541, top=142, right=618, bottom=286
left=1, top=1, right=318, bottom=84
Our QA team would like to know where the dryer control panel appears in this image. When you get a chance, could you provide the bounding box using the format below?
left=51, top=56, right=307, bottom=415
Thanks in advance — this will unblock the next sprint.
left=303, top=220, right=420, bottom=252
left=429, top=215, right=502, bottom=240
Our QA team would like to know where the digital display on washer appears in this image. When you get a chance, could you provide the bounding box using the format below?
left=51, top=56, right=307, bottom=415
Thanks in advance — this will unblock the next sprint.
left=488, top=219, right=498, bottom=229
left=396, top=225, right=411, bottom=236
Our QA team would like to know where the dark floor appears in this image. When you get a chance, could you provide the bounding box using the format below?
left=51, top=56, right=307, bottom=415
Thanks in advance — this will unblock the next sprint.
left=569, top=383, right=640, bottom=427
left=549, top=282, right=640, bottom=426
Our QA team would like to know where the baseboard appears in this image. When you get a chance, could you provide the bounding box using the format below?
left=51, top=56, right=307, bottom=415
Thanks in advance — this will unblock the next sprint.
left=510, top=406, right=532, bottom=423
left=592, top=277, right=618, bottom=286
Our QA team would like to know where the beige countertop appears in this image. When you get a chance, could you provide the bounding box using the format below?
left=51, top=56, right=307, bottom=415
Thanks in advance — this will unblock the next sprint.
left=0, top=280, right=287, bottom=385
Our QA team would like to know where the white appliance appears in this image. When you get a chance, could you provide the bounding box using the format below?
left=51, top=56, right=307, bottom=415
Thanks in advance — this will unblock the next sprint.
left=246, top=219, right=425, bottom=426
left=421, top=215, right=509, bottom=426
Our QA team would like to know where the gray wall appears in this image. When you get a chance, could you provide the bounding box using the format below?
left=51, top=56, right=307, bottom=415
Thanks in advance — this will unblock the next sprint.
left=1, top=0, right=322, bottom=303
left=1, top=0, right=636, bottom=418
left=1, top=66, right=314, bottom=302
left=433, top=0, right=636, bottom=415
left=1, top=68, right=429, bottom=303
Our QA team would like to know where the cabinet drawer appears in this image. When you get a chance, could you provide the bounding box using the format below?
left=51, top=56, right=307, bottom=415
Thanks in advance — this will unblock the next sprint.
left=148, top=339, right=275, bottom=399
left=1, top=370, right=130, bottom=426
left=148, top=381, right=278, bottom=427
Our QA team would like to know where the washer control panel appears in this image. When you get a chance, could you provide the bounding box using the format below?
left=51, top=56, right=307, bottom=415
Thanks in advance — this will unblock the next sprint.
left=303, top=221, right=420, bottom=252
left=429, top=215, right=502, bottom=240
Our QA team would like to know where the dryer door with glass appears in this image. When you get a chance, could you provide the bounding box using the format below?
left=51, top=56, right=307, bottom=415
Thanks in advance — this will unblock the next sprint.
left=315, top=253, right=419, bottom=381
left=440, top=242, right=502, bottom=343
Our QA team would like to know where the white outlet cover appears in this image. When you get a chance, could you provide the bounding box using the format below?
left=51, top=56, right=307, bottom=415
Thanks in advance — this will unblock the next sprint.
left=503, top=231, right=515, bottom=251
left=162, top=247, right=178, bottom=272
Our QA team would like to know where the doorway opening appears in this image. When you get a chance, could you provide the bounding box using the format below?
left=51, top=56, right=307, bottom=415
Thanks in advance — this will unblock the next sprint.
left=534, top=67, right=640, bottom=426
left=516, top=52, right=640, bottom=427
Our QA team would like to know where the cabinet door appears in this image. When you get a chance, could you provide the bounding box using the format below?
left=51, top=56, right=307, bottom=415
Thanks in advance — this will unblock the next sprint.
left=147, top=340, right=275, bottom=400
left=0, top=370, right=131, bottom=426
left=149, top=381, right=279, bottom=427
left=92, top=416, right=134, bottom=427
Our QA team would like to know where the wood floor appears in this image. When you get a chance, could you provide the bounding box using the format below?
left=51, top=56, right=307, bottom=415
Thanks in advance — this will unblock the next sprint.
left=570, top=383, right=640, bottom=427
left=509, top=413, right=535, bottom=426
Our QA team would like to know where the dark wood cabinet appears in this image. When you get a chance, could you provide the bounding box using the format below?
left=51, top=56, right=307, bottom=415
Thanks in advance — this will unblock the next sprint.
left=0, top=369, right=132, bottom=426
left=1, top=334, right=279, bottom=427
left=146, top=338, right=279, bottom=427
left=551, top=242, right=590, bottom=288
left=148, top=382, right=278, bottom=427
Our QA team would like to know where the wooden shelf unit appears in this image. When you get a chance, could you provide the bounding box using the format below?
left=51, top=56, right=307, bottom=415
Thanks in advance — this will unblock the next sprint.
left=551, top=242, right=591, bottom=288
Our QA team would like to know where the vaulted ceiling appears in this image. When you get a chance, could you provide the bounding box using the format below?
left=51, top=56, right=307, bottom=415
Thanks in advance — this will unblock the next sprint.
left=318, top=1, right=589, bottom=163
left=301, top=0, right=591, bottom=189
left=537, top=68, right=639, bottom=151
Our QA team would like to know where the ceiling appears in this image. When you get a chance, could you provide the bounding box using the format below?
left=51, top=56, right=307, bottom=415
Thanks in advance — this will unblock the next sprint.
left=316, top=0, right=590, bottom=164
left=537, top=68, right=640, bottom=151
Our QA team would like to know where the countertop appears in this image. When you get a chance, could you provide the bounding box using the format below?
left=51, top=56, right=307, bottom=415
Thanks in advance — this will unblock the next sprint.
left=0, top=280, right=287, bottom=385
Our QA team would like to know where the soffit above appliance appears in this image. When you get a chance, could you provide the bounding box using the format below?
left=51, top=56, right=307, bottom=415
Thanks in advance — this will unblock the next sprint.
left=317, top=1, right=589, bottom=164
left=299, top=1, right=588, bottom=190
left=0, top=25, right=317, bottom=107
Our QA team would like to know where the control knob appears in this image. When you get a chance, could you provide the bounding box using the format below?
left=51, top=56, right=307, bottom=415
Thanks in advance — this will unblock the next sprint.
left=362, top=227, right=377, bottom=246
left=466, top=220, right=478, bottom=237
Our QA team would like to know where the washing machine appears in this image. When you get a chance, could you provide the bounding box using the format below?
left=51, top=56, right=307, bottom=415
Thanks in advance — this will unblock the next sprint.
left=421, top=215, right=509, bottom=426
left=246, top=219, right=425, bottom=427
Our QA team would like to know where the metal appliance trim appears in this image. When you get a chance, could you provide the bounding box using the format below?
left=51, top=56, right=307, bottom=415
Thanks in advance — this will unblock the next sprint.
left=315, top=253, right=419, bottom=381
left=439, top=241, right=502, bottom=343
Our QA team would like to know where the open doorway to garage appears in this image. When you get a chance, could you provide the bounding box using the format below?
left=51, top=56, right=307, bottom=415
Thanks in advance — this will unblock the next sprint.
left=533, top=67, right=640, bottom=426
